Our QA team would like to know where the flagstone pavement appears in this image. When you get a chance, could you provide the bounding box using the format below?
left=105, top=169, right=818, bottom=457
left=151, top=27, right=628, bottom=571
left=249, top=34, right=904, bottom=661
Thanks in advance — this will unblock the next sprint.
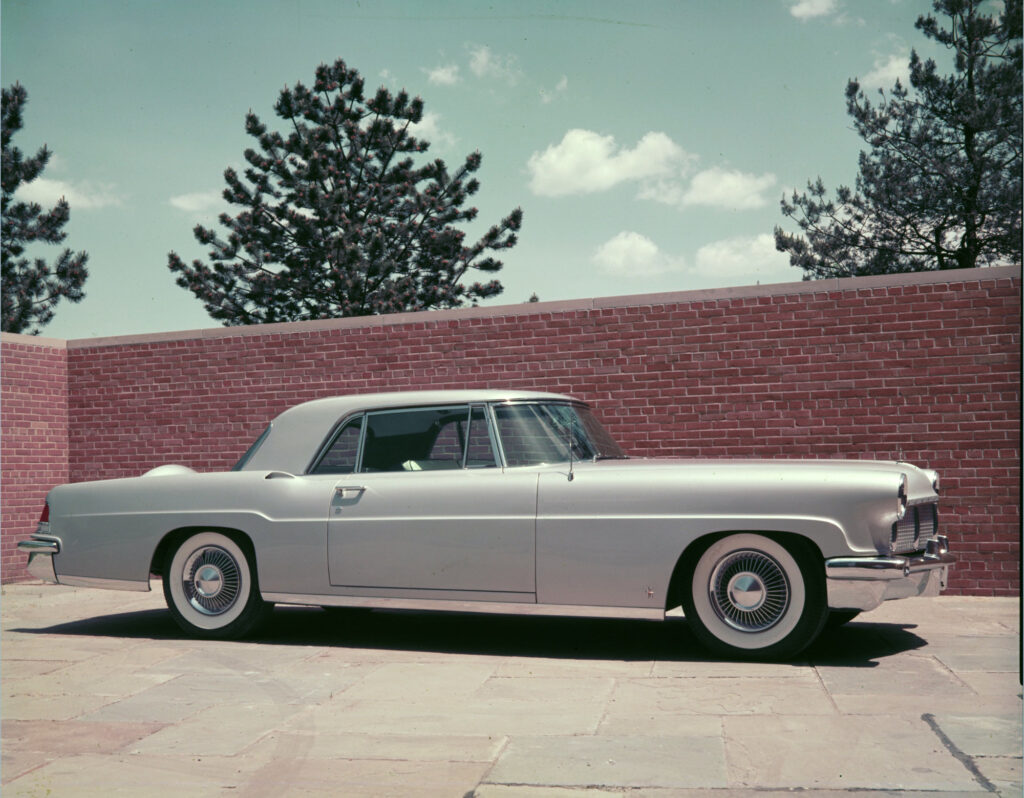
left=2, top=583, right=1020, bottom=797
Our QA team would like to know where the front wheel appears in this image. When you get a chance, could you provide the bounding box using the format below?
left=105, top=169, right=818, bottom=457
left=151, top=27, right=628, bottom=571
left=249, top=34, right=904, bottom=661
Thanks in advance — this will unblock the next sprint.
left=163, top=531, right=272, bottom=639
left=681, top=533, right=828, bottom=660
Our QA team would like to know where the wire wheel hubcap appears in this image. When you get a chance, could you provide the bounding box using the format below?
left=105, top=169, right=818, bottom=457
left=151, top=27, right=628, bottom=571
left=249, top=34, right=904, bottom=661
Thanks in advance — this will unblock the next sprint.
left=709, top=549, right=790, bottom=632
left=183, top=546, right=241, bottom=616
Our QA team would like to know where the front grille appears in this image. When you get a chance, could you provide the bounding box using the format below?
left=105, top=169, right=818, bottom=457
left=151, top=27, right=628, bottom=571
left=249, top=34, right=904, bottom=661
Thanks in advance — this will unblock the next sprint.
left=892, top=502, right=939, bottom=553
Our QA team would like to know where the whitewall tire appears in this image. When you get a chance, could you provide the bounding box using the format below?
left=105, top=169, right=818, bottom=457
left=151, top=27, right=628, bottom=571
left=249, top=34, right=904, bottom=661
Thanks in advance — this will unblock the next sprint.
left=682, top=533, right=827, bottom=659
left=163, top=531, right=272, bottom=639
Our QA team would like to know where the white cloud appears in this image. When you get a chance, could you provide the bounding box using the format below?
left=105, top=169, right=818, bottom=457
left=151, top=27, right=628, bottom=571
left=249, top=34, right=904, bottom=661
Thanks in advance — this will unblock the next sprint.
left=169, top=190, right=223, bottom=215
left=409, top=111, right=457, bottom=149
left=424, top=64, right=460, bottom=86
left=636, top=177, right=688, bottom=206
left=540, top=75, right=568, bottom=105
left=693, top=233, right=791, bottom=279
left=682, top=167, right=777, bottom=210
left=16, top=177, right=123, bottom=210
left=595, top=232, right=796, bottom=286
left=860, top=51, right=909, bottom=89
left=468, top=45, right=522, bottom=84
left=594, top=231, right=685, bottom=276
left=528, top=129, right=688, bottom=197
left=789, top=0, right=839, bottom=20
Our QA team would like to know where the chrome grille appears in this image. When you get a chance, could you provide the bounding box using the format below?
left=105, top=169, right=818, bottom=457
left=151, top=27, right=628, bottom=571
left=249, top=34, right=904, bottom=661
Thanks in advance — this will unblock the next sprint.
left=891, top=502, right=939, bottom=553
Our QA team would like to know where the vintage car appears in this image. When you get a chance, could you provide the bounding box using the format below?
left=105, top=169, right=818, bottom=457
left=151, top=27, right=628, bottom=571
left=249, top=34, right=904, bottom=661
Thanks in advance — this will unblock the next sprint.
left=19, top=390, right=953, bottom=658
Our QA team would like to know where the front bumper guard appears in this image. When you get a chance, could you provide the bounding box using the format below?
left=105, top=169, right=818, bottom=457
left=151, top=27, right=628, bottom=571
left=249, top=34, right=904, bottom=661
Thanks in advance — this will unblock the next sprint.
left=825, top=535, right=954, bottom=611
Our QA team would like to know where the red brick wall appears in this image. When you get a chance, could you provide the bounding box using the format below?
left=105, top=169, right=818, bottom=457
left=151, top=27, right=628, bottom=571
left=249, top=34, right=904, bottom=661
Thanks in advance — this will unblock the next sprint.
left=2, top=267, right=1020, bottom=593
left=1, top=336, right=68, bottom=580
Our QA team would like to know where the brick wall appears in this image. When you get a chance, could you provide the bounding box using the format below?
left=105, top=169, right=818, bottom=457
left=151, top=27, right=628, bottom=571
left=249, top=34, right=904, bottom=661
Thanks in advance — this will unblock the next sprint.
left=2, top=266, right=1020, bottom=593
left=1, top=336, right=68, bottom=579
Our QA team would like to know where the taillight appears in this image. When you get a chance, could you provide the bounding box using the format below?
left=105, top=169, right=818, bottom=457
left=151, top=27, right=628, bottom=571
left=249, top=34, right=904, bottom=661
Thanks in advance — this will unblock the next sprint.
left=39, top=502, right=49, bottom=523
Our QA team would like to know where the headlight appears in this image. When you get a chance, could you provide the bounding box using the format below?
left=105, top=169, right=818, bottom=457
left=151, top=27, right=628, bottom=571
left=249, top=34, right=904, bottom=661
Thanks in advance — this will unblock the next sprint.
left=922, top=468, right=940, bottom=494
left=897, top=473, right=908, bottom=520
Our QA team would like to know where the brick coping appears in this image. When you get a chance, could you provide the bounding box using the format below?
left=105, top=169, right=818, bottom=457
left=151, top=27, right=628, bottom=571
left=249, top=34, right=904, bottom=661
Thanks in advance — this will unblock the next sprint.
left=1, top=265, right=1018, bottom=351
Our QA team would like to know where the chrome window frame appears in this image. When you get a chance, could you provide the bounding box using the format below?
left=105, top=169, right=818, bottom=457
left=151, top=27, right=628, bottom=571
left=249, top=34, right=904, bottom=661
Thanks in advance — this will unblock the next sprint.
left=306, top=413, right=366, bottom=475
left=464, top=403, right=502, bottom=469
left=307, top=399, right=606, bottom=475
left=311, top=404, right=501, bottom=474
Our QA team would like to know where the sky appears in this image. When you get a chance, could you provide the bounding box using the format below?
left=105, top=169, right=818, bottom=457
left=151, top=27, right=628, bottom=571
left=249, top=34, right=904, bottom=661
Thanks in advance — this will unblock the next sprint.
left=2, top=0, right=943, bottom=339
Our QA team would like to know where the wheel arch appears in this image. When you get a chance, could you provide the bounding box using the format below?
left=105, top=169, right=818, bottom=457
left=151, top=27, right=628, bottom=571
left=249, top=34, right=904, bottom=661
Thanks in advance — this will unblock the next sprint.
left=150, top=525, right=257, bottom=577
left=665, top=529, right=825, bottom=611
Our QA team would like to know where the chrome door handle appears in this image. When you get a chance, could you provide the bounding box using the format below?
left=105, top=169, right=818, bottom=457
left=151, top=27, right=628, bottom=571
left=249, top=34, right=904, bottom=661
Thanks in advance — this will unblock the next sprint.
left=335, top=485, right=366, bottom=498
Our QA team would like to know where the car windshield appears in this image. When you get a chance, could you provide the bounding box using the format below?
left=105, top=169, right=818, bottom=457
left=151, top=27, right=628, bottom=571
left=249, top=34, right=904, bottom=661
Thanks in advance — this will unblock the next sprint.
left=493, top=402, right=627, bottom=467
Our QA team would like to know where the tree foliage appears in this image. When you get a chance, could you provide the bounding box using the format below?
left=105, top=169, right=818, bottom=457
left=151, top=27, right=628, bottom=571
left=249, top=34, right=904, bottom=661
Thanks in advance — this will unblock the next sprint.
left=2, top=84, right=88, bottom=334
left=775, top=0, right=1022, bottom=278
left=168, top=59, right=523, bottom=325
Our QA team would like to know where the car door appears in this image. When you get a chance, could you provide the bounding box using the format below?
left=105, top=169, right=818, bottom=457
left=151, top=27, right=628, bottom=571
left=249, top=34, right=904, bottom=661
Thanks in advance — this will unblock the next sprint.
left=322, top=404, right=538, bottom=596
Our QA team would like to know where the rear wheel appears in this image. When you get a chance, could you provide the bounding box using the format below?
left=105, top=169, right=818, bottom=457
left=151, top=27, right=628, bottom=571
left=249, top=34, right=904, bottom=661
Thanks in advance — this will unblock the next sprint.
left=163, top=531, right=272, bottom=639
left=682, top=533, right=828, bottom=660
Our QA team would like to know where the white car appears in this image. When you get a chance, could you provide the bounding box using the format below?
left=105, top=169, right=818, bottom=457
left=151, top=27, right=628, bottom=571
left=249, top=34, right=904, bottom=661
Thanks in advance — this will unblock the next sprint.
left=19, top=390, right=953, bottom=659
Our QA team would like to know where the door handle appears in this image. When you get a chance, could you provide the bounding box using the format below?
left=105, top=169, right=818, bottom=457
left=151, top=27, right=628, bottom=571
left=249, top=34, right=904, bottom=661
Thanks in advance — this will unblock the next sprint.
left=335, top=485, right=366, bottom=498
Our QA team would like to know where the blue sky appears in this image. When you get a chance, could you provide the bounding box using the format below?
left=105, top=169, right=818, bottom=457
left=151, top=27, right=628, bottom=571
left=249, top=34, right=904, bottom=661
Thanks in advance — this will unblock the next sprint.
left=3, top=0, right=937, bottom=338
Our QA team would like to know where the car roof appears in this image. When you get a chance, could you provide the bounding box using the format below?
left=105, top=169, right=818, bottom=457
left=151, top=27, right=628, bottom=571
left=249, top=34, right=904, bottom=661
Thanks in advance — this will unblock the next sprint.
left=242, top=389, right=576, bottom=473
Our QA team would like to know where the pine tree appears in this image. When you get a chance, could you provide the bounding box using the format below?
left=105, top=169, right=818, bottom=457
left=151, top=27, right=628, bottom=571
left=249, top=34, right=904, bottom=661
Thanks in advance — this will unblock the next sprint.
left=2, top=84, right=89, bottom=334
left=775, top=0, right=1021, bottom=278
left=168, top=59, right=523, bottom=325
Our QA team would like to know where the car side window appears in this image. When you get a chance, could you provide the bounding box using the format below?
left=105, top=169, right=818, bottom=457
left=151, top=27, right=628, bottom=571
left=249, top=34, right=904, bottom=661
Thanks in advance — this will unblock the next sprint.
left=361, top=405, right=496, bottom=472
left=311, top=416, right=363, bottom=474
left=493, top=404, right=571, bottom=466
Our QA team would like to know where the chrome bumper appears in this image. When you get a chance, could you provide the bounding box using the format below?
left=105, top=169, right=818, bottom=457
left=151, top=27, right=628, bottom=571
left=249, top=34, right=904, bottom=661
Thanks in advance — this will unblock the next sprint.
left=17, top=526, right=60, bottom=584
left=825, top=536, right=954, bottom=611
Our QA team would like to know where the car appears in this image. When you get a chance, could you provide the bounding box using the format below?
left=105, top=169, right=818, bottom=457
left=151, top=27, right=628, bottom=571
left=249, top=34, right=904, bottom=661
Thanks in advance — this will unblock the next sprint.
left=19, top=390, right=954, bottom=658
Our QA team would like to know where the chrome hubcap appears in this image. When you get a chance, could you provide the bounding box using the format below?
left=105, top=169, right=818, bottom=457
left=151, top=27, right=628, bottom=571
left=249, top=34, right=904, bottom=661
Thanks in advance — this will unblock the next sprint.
left=183, top=546, right=241, bottom=616
left=709, top=549, right=790, bottom=632
left=194, top=564, right=223, bottom=598
left=727, top=573, right=766, bottom=610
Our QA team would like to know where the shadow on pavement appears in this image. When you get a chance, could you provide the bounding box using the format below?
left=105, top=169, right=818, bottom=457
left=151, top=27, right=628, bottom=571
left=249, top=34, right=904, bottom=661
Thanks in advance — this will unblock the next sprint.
left=12, top=604, right=928, bottom=667
left=806, top=621, right=928, bottom=665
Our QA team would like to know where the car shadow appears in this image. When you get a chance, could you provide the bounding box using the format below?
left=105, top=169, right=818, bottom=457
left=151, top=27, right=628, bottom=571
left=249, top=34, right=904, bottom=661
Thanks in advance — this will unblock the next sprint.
left=12, top=605, right=928, bottom=667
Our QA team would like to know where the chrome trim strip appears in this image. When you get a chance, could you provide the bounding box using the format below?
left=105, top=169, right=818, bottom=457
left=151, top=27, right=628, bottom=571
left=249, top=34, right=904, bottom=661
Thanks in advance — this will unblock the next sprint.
left=263, top=592, right=665, bottom=620
left=57, top=575, right=151, bottom=592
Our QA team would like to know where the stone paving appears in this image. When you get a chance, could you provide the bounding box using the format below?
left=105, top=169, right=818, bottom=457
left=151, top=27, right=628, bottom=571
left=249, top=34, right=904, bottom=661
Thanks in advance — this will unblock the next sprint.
left=1, top=582, right=1020, bottom=797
